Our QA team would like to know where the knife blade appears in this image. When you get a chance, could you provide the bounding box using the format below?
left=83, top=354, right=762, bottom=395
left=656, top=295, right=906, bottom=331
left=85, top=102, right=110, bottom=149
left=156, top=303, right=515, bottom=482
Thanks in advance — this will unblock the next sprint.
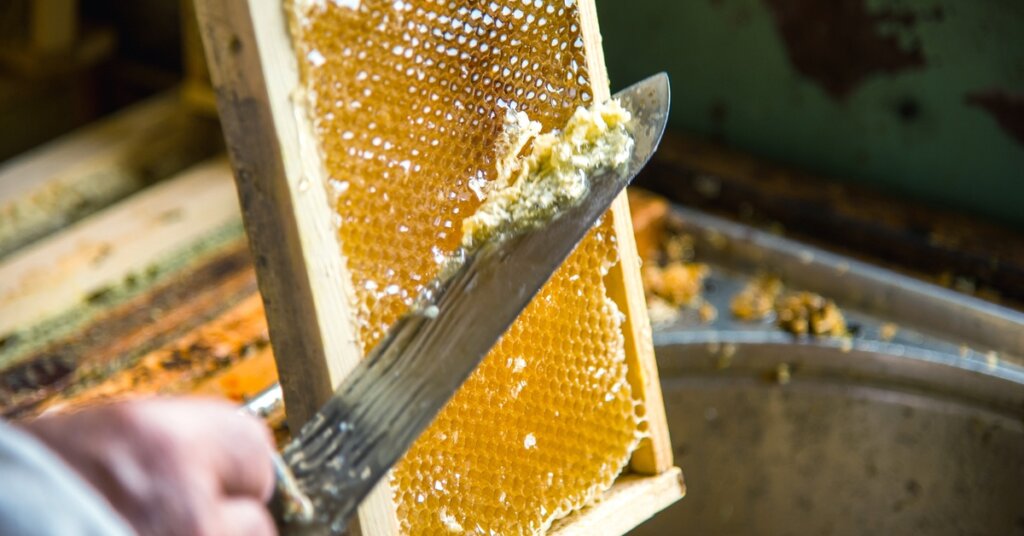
left=261, top=72, right=671, bottom=534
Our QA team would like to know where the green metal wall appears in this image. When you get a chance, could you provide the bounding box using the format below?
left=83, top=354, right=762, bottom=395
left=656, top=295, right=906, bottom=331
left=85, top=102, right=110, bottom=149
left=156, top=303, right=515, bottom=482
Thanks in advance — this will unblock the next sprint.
left=598, top=0, right=1024, bottom=227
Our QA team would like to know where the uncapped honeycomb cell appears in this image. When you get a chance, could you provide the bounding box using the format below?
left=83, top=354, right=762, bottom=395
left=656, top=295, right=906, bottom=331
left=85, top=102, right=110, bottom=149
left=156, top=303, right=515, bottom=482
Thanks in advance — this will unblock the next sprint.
left=289, top=1, right=641, bottom=533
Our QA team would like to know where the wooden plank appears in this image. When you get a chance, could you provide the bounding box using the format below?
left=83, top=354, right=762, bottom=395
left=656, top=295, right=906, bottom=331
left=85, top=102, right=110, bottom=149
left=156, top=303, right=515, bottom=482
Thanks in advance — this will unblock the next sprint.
left=576, top=0, right=675, bottom=475
left=0, top=240, right=256, bottom=416
left=39, top=293, right=269, bottom=412
left=192, top=1, right=399, bottom=534
left=0, top=157, right=239, bottom=338
left=551, top=469, right=685, bottom=536
left=0, top=90, right=222, bottom=257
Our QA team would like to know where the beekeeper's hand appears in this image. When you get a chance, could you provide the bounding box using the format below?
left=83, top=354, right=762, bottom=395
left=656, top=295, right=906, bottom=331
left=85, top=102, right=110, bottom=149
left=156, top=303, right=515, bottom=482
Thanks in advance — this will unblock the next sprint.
left=21, top=398, right=277, bottom=536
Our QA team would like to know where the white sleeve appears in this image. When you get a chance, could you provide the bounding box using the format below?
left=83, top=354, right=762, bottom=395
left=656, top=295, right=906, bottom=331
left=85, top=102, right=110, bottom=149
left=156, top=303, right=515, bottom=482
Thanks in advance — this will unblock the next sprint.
left=0, top=420, right=135, bottom=536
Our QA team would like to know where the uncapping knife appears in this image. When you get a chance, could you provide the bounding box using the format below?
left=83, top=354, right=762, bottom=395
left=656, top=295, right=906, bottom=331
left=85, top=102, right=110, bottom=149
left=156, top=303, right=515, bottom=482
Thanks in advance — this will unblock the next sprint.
left=257, top=72, right=671, bottom=534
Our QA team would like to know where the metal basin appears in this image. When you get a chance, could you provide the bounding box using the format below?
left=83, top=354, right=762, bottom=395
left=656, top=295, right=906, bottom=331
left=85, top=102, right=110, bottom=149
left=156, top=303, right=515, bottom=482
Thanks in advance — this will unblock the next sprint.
left=632, top=340, right=1024, bottom=535
left=631, top=207, right=1024, bottom=535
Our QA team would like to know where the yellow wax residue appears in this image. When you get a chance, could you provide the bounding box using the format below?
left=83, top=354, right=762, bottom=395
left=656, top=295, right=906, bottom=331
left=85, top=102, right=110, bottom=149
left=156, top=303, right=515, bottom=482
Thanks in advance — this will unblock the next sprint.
left=462, top=100, right=633, bottom=250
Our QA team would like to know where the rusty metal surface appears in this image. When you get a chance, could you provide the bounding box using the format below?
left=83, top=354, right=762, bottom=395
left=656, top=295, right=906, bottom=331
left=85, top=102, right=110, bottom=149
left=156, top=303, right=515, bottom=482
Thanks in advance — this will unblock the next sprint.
left=761, top=0, right=932, bottom=100
left=597, top=0, right=1024, bottom=227
left=965, top=90, right=1024, bottom=147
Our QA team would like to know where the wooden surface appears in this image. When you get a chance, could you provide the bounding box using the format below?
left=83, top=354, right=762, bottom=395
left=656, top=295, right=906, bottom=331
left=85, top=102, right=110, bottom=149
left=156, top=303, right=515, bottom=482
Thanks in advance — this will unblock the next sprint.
left=576, top=0, right=675, bottom=475
left=193, top=0, right=398, bottom=533
left=0, top=158, right=239, bottom=338
left=1, top=238, right=258, bottom=417
left=39, top=293, right=270, bottom=413
left=0, top=90, right=221, bottom=257
left=550, top=469, right=686, bottom=536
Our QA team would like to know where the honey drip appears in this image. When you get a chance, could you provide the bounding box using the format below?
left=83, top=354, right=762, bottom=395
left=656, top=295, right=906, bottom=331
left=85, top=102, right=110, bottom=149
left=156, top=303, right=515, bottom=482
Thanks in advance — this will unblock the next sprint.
left=290, top=1, right=640, bottom=532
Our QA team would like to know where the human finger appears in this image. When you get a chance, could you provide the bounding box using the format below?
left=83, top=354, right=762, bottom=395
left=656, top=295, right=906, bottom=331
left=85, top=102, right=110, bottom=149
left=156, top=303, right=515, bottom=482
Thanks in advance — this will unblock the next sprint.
left=218, top=498, right=277, bottom=536
left=134, top=398, right=277, bottom=501
left=203, top=409, right=276, bottom=500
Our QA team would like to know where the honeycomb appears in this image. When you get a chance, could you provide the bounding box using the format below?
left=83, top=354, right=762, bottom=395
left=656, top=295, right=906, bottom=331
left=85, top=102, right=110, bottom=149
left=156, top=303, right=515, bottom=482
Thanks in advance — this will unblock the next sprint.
left=288, top=0, right=642, bottom=533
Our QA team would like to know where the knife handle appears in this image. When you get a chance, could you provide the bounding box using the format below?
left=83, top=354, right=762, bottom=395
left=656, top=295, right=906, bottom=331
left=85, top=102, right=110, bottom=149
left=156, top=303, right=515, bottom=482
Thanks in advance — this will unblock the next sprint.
left=238, top=385, right=315, bottom=527
left=268, top=450, right=316, bottom=525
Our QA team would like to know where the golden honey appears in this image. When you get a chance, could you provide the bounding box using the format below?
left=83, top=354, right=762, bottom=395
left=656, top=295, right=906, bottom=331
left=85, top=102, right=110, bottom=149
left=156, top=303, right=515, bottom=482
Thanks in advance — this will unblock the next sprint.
left=289, top=1, right=640, bottom=532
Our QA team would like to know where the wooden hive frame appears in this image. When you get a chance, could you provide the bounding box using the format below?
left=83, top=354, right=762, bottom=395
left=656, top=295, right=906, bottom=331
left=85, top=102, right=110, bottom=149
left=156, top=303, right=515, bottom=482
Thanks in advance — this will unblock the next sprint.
left=192, top=0, right=684, bottom=534
left=0, top=90, right=227, bottom=337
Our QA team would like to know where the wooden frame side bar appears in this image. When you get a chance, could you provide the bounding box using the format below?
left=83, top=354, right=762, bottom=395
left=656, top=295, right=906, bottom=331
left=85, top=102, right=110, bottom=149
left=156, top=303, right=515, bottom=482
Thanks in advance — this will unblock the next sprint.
left=576, top=0, right=675, bottom=475
left=192, top=1, right=400, bottom=533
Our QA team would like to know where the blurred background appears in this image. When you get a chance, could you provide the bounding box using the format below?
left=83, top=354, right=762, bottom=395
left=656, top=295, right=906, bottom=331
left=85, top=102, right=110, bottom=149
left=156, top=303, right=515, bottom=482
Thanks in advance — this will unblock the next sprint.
left=0, top=1, right=1021, bottom=535
left=3, top=1, right=1021, bottom=225
left=599, top=0, right=1024, bottom=228
left=0, top=0, right=188, bottom=161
